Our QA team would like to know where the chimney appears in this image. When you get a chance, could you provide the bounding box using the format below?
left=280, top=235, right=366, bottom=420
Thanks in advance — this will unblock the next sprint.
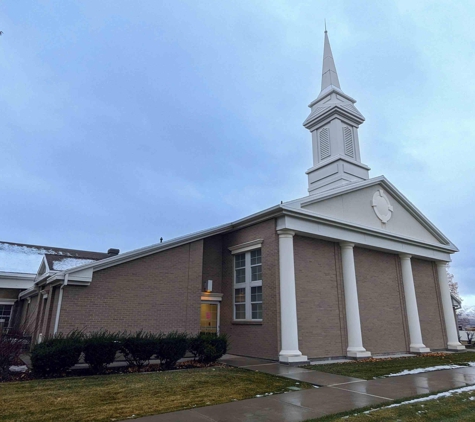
left=107, top=248, right=120, bottom=256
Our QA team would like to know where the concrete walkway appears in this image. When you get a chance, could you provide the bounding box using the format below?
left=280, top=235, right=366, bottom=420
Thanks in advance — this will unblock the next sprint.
left=128, top=355, right=475, bottom=422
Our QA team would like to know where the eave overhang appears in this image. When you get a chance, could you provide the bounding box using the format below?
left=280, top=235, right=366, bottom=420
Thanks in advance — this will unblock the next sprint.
left=303, top=104, right=365, bottom=130
left=49, top=205, right=284, bottom=283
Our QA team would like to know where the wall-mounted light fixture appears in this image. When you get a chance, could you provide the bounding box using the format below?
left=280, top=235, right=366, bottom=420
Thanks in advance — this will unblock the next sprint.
left=203, top=280, right=213, bottom=293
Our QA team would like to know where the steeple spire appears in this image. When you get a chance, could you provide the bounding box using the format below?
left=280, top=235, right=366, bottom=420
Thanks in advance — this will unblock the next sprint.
left=302, top=29, right=370, bottom=194
left=321, top=30, right=341, bottom=91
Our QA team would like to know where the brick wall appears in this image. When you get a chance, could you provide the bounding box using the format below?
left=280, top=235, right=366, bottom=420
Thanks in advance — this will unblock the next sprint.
left=202, top=235, right=223, bottom=293
left=354, top=247, right=409, bottom=354
left=57, top=240, right=204, bottom=334
left=294, top=236, right=346, bottom=358
left=0, top=288, right=21, bottom=300
left=221, top=219, right=280, bottom=360
left=412, top=258, right=446, bottom=349
left=19, top=295, right=39, bottom=335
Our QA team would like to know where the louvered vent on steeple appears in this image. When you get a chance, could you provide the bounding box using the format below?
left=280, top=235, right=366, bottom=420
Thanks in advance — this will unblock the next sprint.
left=343, top=126, right=354, bottom=158
left=319, top=128, right=331, bottom=159
left=304, top=29, right=370, bottom=194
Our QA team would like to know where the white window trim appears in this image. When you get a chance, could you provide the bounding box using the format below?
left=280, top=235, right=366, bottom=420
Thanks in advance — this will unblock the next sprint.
left=229, top=239, right=263, bottom=255
left=232, top=247, right=263, bottom=322
left=0, top=302, right=15, bottom=328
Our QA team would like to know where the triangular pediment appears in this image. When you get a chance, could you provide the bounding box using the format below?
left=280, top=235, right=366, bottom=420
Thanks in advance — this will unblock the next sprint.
left=293, top=177, right=455, bottom=248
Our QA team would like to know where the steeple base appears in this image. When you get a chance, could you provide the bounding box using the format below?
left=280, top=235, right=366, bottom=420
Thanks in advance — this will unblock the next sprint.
left=307, top=156, right=370, bottom=194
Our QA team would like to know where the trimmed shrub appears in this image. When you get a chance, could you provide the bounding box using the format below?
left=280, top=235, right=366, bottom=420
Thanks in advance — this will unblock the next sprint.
left=83, top=331, right=121, bottom=374
left=155, top=331, right=188, bottom=370
left=189, top=333, right=228, bottom=363
left=0, top=332, right=25, bottom=380
left=120, top=331, right=160, bottom=370
left=31, top=330, right=84, bottom=377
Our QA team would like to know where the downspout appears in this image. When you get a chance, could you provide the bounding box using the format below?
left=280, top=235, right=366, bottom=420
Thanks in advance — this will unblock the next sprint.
left=53, top=274, right=68, bottom=335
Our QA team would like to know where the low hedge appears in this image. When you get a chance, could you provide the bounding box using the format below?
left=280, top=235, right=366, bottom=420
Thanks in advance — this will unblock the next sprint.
left=155, top=331, right=189, bottom=370
left=31, top=330, right=84, bottom=377
left=83, top=331, right=121, bottom=374
left=120, top=330, right=161, bottom=370
left=30, top=329, right=229, bottom=377
left=189, top=333, right=228, bottom=363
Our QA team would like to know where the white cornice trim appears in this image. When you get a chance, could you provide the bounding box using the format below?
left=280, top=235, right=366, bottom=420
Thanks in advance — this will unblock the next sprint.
left=0, top=299, right=16, bottom=305
left=305, top=155, right=371, bottom=174
left=280, top=208, right=457, bottom=254
left=54, top=206, right=282, bottom=277
left=19, top=287, right=39, bottom=300
left=298, top=176, right=456, bottom=248
left=0, top=271, right=35, bottom=280
left=201, top=293, right=223, bottom=302
left=228, top=239, right=263, bottom=254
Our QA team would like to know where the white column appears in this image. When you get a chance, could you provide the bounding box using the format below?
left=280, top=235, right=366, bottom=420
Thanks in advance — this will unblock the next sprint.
left=340, top=242, right=371, bottom=358
left=278, top=230, right=307, bottom=363
left=399, top=254, right=430, bottom=353
left=436, top=261, right=465, bottom=350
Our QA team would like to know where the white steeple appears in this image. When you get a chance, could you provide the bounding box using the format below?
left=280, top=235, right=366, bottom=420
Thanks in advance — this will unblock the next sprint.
left=303, top=30, right=370, bottom=194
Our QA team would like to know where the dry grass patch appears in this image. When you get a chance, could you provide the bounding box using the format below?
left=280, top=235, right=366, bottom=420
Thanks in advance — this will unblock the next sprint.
left=302, top=352, right=475, bottom=380
left=0, top=366, right=309, bottom=421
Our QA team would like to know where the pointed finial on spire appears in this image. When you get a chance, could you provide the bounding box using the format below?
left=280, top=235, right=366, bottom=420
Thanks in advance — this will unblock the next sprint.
left=321, top=29, right=341, bottom=91
left=324, top=19, right=327, bottom=33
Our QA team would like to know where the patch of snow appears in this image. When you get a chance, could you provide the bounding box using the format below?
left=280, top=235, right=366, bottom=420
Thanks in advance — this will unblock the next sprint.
left=364, top=385, right=475, bottom=414
left=52, top=258, right=96, bottom=271
left=9, top=365, right=28, bottom=373
left=383, top=365, right=465, bottom=377
left=0, top=243, right=70, bottom=273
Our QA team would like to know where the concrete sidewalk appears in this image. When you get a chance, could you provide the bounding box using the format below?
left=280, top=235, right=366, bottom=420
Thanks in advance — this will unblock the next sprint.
left=128, top=355, right=475, bottom=422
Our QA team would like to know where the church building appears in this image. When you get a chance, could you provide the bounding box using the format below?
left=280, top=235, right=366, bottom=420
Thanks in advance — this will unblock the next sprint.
left=15, top=31, right=463, bottom=361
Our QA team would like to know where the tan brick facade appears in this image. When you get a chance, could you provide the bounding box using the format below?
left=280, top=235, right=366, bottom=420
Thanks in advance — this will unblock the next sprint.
left=294, top=236, right=347, bottom=358
left=354, top=247, right=409, bottom=354
left=57, top=240, right=204, bottom=334
left=412, top=258, right=446, bottom=350
left=202, top=235, right=223, bottom=294
left=220, top=219, right=280, bottom=360
left=19, top=217, right=450, bottom=359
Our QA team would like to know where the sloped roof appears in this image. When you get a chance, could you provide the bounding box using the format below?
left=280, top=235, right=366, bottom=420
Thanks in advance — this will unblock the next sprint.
left=0, top=240, right=112, bottom=274
left=44, top=254, right=104, bottom=272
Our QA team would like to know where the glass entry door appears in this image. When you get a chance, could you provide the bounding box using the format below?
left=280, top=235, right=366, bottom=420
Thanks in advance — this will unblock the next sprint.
left=200, top=303, right=218, bottom=334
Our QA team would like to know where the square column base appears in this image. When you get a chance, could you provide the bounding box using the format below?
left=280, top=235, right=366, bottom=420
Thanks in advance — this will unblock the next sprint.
left=347, top=350, right=371, bottom=359
left=448, top=344, right=466, bottom=351
left=410, top=346, right=431, bottom=354
left=279, top=355, right=309, bottom=364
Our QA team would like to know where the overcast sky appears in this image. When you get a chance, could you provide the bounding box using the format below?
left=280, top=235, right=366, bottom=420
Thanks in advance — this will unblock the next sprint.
left=1, top=1, right=474, bottom=303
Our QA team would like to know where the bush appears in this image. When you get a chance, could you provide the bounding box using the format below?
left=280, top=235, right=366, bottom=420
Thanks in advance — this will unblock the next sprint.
left=155, top=331, right=188, bottom=370
left=31, top=330, right=83, bottom=377
left=0, top=332, right=25, bottom=380
left=83, top=331, right=121, bottom=374
left=120, top=331, right=160, bottom=371
left=189, top=333, right=228, bottom=363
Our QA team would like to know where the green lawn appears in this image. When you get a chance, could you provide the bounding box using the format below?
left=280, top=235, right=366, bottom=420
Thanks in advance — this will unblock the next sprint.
left=302, top=352, right=475, bottom=380
left=0, top=367, right=310, bottom=422
left=309, top=387, right=475, bottom=421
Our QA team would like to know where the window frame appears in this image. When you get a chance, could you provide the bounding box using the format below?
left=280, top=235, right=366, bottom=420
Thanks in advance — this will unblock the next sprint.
left=0, top=302, right=14, bottom=329
left=231, top=244, right=263, bottom=322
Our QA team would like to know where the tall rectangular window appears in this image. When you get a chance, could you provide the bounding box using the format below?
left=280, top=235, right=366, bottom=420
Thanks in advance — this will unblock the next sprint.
left=0, top=304, right=13, bottom=328
left=233, top=248, right=262, bottom=320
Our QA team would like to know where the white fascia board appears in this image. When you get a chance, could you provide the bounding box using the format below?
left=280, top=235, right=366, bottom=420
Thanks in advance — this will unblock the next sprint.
left=0, top=272, right=35, bottom=289
left=18, top=287, right=39, bottom=300
left=298, top=176, right=456, bottom=248
left=228, top=239, right=263, bottom=254
left=304, top=106, right=364, bottom=130
left=305, top=155, right=371, bottom=174
left=59, top=205, right=283, bottom=277
left=277, top=212, right=455, bottom=260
